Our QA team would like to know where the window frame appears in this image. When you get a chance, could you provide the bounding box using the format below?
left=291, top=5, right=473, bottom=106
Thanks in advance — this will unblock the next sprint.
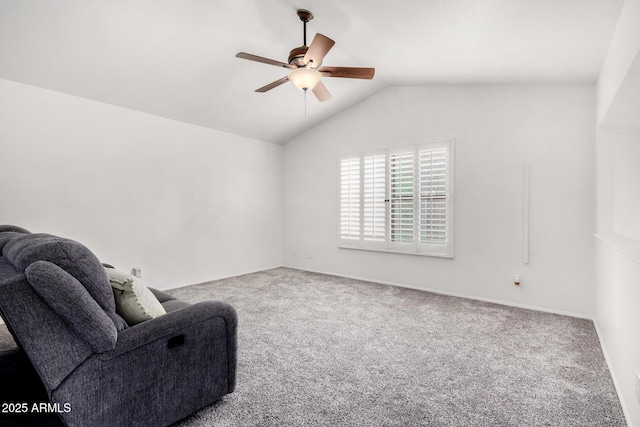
left=337, top=139, right=454, bottom=258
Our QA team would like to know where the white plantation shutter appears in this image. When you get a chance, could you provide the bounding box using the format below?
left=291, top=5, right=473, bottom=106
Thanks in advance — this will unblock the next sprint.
left=338, top=140, right=453, bottom=257
left=419, top=144, right=449, bottom=246
left=389, top=149, right=415, bottom=247
left=340, top=156, right=360, bottom=240
left=363, top=153, right=386, bottom=242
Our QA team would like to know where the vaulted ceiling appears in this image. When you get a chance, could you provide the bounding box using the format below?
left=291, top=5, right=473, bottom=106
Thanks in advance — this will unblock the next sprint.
left=0, top=0, right=624, bottom=143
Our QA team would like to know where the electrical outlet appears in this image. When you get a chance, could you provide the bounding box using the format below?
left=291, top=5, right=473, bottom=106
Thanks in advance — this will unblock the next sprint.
left=131, top=267, right=142, bottom=278
left=307, top=250, right=312, bottom=259
left=636, top=371, right=640, bottom=404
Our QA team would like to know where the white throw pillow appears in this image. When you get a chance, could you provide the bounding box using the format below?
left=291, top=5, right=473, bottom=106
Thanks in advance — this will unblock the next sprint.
left=105, top=268, right=166, bottom=325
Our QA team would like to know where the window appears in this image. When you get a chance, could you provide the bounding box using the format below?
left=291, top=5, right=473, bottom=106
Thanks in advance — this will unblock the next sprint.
left=338, top=140, right=454, bottom=257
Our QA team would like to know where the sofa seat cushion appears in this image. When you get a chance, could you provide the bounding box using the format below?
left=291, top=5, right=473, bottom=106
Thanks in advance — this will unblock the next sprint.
left=148, top=287, right=176, bottom=304
left=105, top=269, right=166, bottom=326
left=26, top=261, right=118, bottom=353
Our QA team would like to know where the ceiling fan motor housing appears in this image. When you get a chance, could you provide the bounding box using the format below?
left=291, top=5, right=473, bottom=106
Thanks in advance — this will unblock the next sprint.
left=289, top=9, right=315, bottom=68
left=289, top=46, right=311, bottom=68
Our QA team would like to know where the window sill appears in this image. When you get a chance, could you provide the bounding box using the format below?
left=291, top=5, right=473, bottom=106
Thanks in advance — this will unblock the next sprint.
left=338, top=244, right=454, bottom=259
left=594, top=232, right=640, bottom=264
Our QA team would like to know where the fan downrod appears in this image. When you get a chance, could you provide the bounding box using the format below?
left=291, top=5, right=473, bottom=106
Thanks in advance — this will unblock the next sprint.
left=298, top=9, right=313, bottom=47
left=289, top=9, right=314, bottom=67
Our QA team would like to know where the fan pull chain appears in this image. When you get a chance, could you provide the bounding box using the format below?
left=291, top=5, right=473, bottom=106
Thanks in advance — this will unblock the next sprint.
left=304, top=89, right=307, bottom=118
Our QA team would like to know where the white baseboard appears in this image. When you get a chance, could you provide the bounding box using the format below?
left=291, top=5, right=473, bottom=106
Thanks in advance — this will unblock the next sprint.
left=176, top=264, right=285, bottom=289
left=282, top=264, right=593, bottom=320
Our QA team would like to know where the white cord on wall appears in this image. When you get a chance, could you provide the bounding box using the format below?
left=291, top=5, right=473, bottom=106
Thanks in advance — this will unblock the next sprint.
left=523, top=164, right=530, bottom=264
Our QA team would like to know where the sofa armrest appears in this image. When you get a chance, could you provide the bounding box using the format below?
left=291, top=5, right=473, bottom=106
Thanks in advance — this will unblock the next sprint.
left=98, top=300, right=237, bottom=392
left=101, top=300, right=236, bottom=365
left=52, top=300, right=238, bottom=427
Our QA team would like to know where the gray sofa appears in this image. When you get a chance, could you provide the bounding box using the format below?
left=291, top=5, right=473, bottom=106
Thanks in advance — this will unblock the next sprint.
left=0, top=225, right=237, bottom=427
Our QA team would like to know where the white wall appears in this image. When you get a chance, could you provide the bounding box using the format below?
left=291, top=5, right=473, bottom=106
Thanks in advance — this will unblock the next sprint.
left=597, top=0, right=640, bottom=125
left=283, top=85, right=595, bottom=316
left=596, top=127, right=640, bottom=239
left=595, top=128, right=617, bottom=232
left=594, top=1, right=640, bottom=424
left=595, top=234, right=640, bottom=427
left=0, top=78, right=283, bottom=289
left=613, top=133, right=640, bottom=241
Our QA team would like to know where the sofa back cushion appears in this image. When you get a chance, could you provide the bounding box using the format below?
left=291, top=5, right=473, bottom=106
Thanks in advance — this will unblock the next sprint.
left=26, top=261, right=118, bottom=353
left=0, top=229, right=30, bottom=253
left=0, top=225, right=31, bottom=234
left=3, top=233, right=128, bottom=331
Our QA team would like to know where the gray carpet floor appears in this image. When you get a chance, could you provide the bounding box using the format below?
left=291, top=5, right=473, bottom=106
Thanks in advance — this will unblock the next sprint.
left=170, top=267, right=626, bottom=427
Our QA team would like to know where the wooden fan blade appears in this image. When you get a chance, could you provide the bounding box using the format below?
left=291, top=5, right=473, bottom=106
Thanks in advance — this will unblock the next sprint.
left=312, top=80, right=332, bottom=102
left=256, top=76, right=289, bottom=93
left=236, top=52, right=295, bottom=69
left=303, top=34, right=335, bottom=67
left=318, top=66, right=375, bottom=79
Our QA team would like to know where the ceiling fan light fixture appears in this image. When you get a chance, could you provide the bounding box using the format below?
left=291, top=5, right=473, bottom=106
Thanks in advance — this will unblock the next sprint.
left=235, top=9, right=374, bottom=102
left=289, top=68, right=321, bottom=91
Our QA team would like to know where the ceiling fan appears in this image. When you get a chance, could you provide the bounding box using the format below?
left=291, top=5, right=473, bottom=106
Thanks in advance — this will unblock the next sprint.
left=235, top=9, right=375, bottom=102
